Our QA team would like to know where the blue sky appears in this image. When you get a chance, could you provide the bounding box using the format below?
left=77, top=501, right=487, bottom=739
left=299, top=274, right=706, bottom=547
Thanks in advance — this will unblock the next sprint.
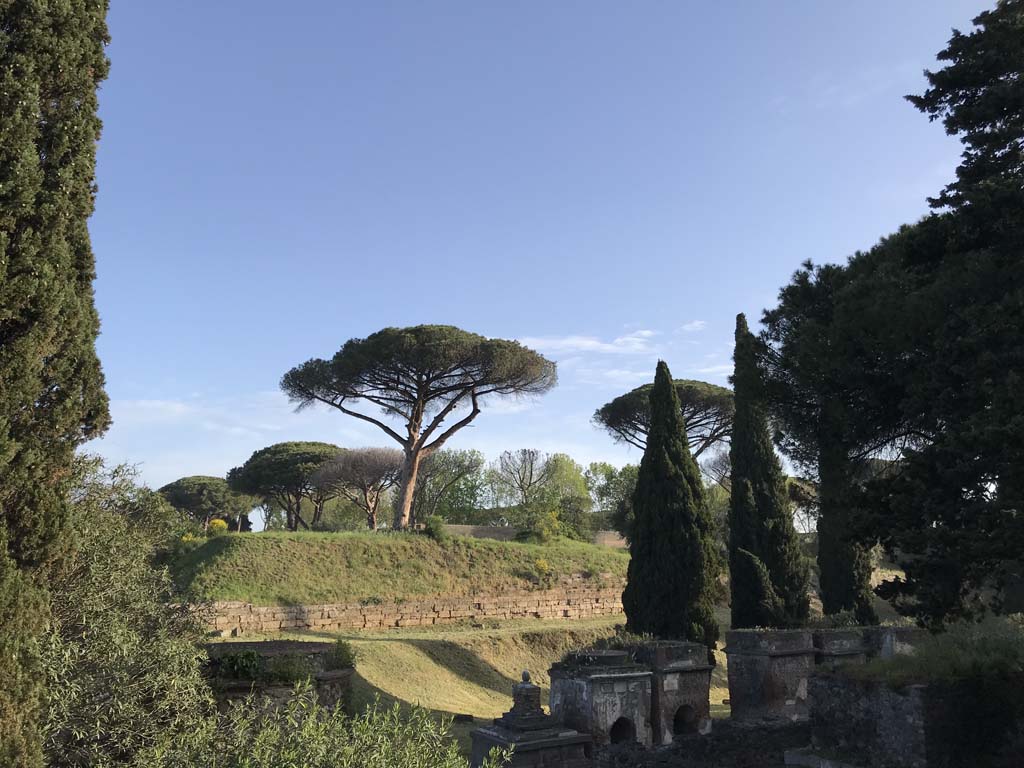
left=90, top=1, right=989, bottom=488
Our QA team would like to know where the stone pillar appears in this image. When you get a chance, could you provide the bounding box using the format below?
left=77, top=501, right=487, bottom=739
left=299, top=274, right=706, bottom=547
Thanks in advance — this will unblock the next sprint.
left=725, top=629, right=815, bottom=723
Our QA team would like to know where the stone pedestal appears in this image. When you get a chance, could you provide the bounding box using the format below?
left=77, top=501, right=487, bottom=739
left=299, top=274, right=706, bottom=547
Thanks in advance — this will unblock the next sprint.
left=470, top=672, right=592, bottom=768
left=633, top=641, right=713, bottom=744
left=549, top=649, right=653, bottom=747
left=725, top=630, right=815, bottom=723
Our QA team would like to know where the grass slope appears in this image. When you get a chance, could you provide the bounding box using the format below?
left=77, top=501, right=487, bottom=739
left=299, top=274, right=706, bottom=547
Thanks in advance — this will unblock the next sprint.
left=173, top=532, right=629, bottom=606
left=218, top=616, right=732, bottom=751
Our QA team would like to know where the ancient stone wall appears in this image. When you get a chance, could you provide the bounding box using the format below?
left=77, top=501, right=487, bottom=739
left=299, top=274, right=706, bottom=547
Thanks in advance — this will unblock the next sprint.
left=209, top=582, right=625, bottom=635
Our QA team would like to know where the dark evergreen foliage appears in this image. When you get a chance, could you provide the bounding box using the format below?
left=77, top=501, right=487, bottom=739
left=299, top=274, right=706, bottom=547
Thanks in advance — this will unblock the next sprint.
left=0, top=3, right=111, bottom=763
left=731, top=548, right=784, bottom=629
left=761, top=265, right=881, bottom=625
left=763, top=2, right=1024, bottom=627
left=728, top=314, right=809, bottom=629
left=622, top=361, right=719, bottom=647
left=863, top=0, right=1024, bottom=625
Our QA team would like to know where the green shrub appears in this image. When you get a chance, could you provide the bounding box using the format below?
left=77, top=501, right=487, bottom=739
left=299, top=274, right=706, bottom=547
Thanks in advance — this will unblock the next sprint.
left=207, top=519, right=229, bottom=537
left=325, top=639, right=357, bottom=671
left=262, top=654, right=314, bottom=684
left=217, top=651, right=262, bottom=680
left=151, top=686, right=512, bottom=768
left=423, top=515, right=448, bottom=543
left=43, top=459, right=214, bottom=767
left=847, top=615, right=1024, bottom=686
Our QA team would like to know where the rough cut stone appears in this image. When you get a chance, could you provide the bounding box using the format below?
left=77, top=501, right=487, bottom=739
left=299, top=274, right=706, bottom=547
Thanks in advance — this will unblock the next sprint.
left=470, top=671, right=592, bottom=767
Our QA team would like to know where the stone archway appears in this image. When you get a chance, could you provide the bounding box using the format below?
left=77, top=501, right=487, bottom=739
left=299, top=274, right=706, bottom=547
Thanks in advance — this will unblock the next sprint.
left=609, top=716, right=636, bottom=744
left=673, top=704, right=699, bottom=736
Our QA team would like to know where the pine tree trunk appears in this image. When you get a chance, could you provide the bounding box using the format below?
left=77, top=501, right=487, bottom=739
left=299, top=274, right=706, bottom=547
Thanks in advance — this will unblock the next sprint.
left=394, top=451, right=422, bottom=530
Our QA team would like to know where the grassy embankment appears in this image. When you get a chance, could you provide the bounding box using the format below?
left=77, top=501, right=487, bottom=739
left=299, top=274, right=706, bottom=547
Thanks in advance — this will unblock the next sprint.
left=173, top=531, right=629, bottom=606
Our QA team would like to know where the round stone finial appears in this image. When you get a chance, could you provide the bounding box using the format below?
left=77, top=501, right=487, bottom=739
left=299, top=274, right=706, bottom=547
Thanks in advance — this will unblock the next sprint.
left=522, top=670, right=531, bottom=683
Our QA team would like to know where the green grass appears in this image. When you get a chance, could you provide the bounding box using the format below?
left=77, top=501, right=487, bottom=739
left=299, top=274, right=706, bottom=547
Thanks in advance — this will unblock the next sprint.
left=172, top=531, right=629, bottom=606
left=212, top=615, right=733, bottom=751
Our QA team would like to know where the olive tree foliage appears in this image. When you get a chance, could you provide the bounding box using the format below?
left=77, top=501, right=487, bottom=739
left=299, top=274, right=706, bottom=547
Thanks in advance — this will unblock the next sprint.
left=411, top=449, right=485, bottom=524
left=159, top=476, right=255, bottom=532
left=282, top=325, right=556, bottom=529
left=312, top=448, right=403, bottom=530
left=154, top=688, right=510, bottom=768
left=43, top=458, right=213, bottom=768
left=227, top=442, right=340, bottom=531
left=593, top=379, right=734, bottom=458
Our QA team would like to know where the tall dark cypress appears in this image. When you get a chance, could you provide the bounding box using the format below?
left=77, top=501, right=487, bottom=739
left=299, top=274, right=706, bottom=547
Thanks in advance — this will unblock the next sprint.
left=623, top=361, right=719, bottom=647
left=0, top=3, right=111, bottom=764
left=729, top=314, right=809, bottom=628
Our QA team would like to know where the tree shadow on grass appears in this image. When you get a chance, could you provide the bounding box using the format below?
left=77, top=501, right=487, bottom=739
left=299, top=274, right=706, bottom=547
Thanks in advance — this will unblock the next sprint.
left=347, top=669, right=483, bottom=756
left=402, top=639, right=520, bottom=699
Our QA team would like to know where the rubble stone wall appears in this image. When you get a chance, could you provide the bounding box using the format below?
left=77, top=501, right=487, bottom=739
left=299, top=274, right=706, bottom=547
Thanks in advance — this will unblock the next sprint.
left=208, top=582, right=625, bottom=635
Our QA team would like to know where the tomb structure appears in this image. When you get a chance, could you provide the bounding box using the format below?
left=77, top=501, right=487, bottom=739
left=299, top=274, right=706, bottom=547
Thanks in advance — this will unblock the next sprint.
left=470, top=671, right=592, bottom=768
left=725, top=629, right=816, bottom=723
left=632, top=641, right=714, bottom=744
left=549, top=650, right=654, bottom=748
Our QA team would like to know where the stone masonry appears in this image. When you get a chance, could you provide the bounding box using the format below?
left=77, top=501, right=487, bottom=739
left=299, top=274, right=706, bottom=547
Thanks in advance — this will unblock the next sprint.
left=471, top=671, right=593, bottom=768
left=208, top=581, right=625, bottom=636
left=550, top=650, right=655, bottom=748
left=633, top=642, right=714, bottom=744
left=725, top=630, right=816, bottom=723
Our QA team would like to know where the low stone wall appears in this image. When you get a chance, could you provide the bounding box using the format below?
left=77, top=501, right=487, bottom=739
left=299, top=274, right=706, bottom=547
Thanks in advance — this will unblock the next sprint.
left=807, top=672, right=1024, bottom=768
left=210, top=583, right=625, bottom=636
left=213, top=669, right=353, bottom=713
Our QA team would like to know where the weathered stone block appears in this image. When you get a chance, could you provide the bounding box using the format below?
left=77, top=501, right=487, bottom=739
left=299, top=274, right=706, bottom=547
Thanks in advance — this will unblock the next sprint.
left=725, top=629, right=815, bottom=723
left=550, top=650, right=653, bottom=748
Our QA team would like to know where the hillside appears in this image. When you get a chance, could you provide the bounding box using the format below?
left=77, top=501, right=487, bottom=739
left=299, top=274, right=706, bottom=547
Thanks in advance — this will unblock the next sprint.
left=172, top=531, right=630, bottom=606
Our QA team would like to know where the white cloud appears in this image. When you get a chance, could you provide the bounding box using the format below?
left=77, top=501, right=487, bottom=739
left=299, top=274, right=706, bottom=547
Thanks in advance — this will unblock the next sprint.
left=679, top=320, right=707, bottom=333
left=693, top=363, right=733, bottom=378
left=519, top=329, right=658, bottom=356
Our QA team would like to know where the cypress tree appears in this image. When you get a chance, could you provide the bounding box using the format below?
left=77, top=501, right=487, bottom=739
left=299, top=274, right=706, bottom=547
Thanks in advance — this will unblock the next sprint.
left=622, top=361, right=719, bottom=647
left=0, top=3, right=111, bottom=763
left=729, top=314, right=809, bottom=628
left=731, top=548, right=784, bottom=628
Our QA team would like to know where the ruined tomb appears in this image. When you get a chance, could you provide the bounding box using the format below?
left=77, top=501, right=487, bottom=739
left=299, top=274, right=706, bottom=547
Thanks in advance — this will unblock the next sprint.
left=725, top=629, right=816, bottom=723
left=632, top=641, right=713, bottom=744
left=470, top=671, right=593, bottom=768
left=549, top=649, right=654, bottom=748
